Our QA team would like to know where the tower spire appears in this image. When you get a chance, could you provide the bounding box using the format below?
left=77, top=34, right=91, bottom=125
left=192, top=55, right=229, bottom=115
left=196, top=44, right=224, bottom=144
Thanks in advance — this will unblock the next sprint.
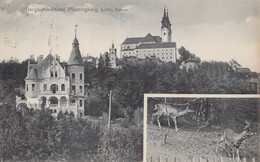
left=75, top=25, right=78, bottom=38
left=163, top=5, right=166, bottom=18
left=161, top=7, right=172, bottom=42
left=68, top=26, right=83, bottom=66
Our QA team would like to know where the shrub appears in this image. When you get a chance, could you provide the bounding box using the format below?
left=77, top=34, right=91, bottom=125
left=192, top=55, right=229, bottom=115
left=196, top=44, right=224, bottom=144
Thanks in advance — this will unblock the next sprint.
left=96, top=128, right=143, bottom=161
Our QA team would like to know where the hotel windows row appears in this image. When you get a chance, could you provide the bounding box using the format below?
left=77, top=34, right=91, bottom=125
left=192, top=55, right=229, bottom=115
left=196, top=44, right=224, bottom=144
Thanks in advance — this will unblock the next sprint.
left=26, top=84, right=34, bottom=91
left=71, top=85, right=84, bottom=95
left=136, top=48, right=173, bottom=53
left=43, top=84, right=66, bottom=93
left=26, top=84, right=35, bottom=92
left=71, top=99, right=83, bottom=107
left=71, top=73, right=83, bottom=80
left=50, top=71, right=58, bottom=77
left=26, top=84, right=67, bottom=92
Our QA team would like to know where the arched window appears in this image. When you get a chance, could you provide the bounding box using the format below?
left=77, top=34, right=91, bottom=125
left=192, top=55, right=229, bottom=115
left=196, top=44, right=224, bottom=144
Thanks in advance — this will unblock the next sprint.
left=72, top=73, right=75, bottom=80
left=50, top=84, right=58, bottom=93
left=43, top=84, right=47, bottom=91
left=61, top=84, right=65, bottom=91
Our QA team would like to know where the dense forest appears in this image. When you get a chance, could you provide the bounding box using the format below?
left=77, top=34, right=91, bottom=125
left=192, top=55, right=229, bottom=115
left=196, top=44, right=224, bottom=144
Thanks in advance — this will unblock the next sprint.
left=85, top=47, right=258, bottom=117
left=0, top=47, right=258, bottom=118
left=0, top=47, right=258, bottom=161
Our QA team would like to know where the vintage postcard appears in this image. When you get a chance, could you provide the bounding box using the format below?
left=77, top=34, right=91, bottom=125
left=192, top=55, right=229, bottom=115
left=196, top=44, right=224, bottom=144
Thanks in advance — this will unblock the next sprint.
left=0, top=0, right=259, bottom=161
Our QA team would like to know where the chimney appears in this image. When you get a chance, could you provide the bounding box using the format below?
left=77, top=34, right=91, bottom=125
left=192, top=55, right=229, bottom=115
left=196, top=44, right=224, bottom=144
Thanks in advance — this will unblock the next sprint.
left=55, top=54, right=60, bottom=62
left=37, top=55, right=43, bottom=65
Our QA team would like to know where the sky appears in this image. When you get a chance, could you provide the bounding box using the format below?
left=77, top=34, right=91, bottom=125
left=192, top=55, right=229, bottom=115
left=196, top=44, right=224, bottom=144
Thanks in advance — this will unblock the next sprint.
left=0, top=0, right=260, bottom=71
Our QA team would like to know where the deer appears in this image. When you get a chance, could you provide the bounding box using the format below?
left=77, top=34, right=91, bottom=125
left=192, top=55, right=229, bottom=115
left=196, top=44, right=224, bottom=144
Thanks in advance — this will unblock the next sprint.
left=151, top=98, right=197, bottom=132
left=215, top=120, right=253, bottom=161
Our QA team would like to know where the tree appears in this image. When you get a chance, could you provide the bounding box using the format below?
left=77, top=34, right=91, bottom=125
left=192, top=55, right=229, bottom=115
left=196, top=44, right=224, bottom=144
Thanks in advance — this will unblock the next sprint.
left=97, top=54, right=105, bottom=73
left=178, top=46, right=201, bottom=63
left=104, top=52, right=111, bottom=69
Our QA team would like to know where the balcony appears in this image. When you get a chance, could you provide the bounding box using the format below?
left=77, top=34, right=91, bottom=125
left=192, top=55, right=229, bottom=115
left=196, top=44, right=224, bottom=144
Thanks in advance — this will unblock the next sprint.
left=69, top=103, right=77, bottom=107
left=49, top=104, right=58, bottom=107
left=39, top=90, right=69, bottom=95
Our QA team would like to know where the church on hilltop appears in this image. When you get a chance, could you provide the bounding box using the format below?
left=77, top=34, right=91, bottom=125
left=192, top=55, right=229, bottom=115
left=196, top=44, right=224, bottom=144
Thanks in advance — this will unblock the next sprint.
left=24, top=35, right=86, bottom=118
left=120, top=7, right=177, bottom=63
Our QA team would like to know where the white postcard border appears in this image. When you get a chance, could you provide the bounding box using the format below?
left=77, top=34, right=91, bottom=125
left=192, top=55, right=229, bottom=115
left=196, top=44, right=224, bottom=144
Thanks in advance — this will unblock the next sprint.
left=143, top=94, right=260, bottom=161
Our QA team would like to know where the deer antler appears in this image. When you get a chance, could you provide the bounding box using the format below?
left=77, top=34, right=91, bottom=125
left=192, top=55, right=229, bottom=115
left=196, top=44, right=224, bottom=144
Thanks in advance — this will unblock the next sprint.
left=245, top=119, right=250, bottom=125
left=184, top=98, right=199, bottom=106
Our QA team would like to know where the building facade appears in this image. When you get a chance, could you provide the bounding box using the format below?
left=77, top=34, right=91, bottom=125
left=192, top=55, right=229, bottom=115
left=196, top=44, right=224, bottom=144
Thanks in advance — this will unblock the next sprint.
left=24, top=36, right=85, bottom=117
left=120, top=7, right=177, bottom=63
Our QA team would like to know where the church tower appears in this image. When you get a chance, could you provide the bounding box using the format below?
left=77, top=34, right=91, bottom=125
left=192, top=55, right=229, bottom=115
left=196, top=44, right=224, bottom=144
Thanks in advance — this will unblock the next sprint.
left=161, top=7, right=172, bottom=42
left=109, top=42, right=117, bottom=69
left=67, top=26, right=85, bottom=117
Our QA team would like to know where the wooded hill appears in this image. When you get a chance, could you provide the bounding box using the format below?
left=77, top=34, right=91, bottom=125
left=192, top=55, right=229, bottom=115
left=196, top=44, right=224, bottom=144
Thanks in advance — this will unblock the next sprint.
left=0, top=47, right=258, bottom=118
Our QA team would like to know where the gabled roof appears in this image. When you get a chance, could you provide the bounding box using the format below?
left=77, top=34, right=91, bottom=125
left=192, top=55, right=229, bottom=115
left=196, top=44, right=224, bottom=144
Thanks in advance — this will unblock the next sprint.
left=144, top=33, right=156, bottom=42
left=122, top=37, right=145, bottom=45
left=136, top=42, right=176, bottom=49
left=67, top=37, right=84, bottom=66
left=25, top=66, right=38, bottom=80
left=121, top=33, right=161, bottom=45
left=37, top=53, right=54, bottom=68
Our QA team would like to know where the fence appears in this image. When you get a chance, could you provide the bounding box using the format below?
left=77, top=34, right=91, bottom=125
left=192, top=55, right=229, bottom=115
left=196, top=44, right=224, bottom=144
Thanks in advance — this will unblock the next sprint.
left=147, top=155, right=256, bottom=162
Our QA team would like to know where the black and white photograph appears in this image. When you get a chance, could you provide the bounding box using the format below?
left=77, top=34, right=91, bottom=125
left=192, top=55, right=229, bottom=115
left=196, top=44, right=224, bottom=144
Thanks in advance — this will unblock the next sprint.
left=144, top=94, right=260, bottom=162
left=0, top=0, right=259, bottom=161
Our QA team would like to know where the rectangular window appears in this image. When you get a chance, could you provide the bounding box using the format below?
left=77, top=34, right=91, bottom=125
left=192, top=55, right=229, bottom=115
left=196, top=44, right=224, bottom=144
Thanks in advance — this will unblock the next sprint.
left=72, top=85, right=76, bottom=95
left=80, top=100, right=82, bottom=107
left=80, top=86, right=83, bottom=93
left=80, top=74, right=82, bottom=80
left=51, top=71, right=53, bottom=77
left=55, top=71, right=57, bottom=77
left=26, top=84, right=28, bottom=91
left=32, top=84, right=35, bottom=91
